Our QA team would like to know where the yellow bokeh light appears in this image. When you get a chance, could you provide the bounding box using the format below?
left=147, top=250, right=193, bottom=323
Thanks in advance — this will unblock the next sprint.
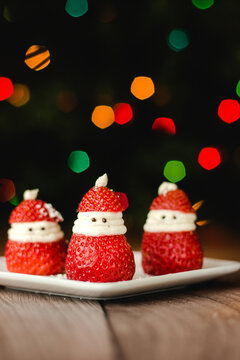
left=91, top=105, right=115, bottom=129
left=7, top=83, right=30, bottom=107
left=24, top=45, right=50, bottom=71
left=130, top=76, right=155, bottom=100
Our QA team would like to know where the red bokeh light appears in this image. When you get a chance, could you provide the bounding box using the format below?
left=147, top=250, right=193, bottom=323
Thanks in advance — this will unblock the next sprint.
left=217, top=99, right=240, bottom=123
left=116, top=192, right=129, bottom=211
left=114, top=103, right=133, bottom=125
left=198, top=147, right=221, bottom=170
left=152, top=117, right=176, bottom=134
left=0, top=77, right=14, bottom=101
left=0, top=178, right=16, bottom=202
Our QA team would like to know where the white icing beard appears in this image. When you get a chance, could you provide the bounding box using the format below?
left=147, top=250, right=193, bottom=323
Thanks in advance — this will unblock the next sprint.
left=8, top=221, right=64, bottom=243
left=72, top=211, right=127, bottom=236
left=143, top=209, right=197, bottom=233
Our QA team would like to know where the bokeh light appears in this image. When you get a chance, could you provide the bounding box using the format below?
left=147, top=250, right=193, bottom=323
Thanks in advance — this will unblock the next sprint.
left=167, top=29, right=190, bottom=52
left=217, top=99, right=240, bottom=123
left=24, top=45, right=50, bottom=71
left=7, top=83, right=30, bottom=107
left=0, top=77, right=14, bottom=101
left=0, top=179, right=16, bottom=203
left=163, top=161, right=186, bottom=183
left=56, top=90, right=78, bottom=113
left=9, top=195, right=19, bottom=206
left=192, top=0, right=214, bottom=10
left=113, top=103, right=133, bottom=125
left=152, top=117, right=176, bottom=135
left=236, top=80, right=240, bottom=98
left=3, top=7, right=14, bottom=22
left=153, top=85, right=172, bottom=107
left=67, top=151, right=90, bottom=173
left=91, top=105, right=115, bottom=129
left=130, top=76, right=155, bottom=100
left=198, top=147, right=221, bottom=170
left=65, top=0, right=88, bottom=17
left=115, top=192, right=129, bottom=211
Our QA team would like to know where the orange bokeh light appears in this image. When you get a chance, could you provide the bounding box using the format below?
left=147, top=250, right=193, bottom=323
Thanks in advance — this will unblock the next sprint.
left=91, top=105, right=115, bottom=129
left=130, top=76, right=155, bottom=100
left=25, top=45, right=50, bottom=71
left=8, top=83, right=30, bottom=107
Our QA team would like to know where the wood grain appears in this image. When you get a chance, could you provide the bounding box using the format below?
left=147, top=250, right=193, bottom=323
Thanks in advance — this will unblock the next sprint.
left=103, top=274, right=240, bottom=360
left=0, top=288, right=115, bottom=360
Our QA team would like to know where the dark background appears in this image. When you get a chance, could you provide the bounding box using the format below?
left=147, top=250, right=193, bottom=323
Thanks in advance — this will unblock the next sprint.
left=0, top=0, right=240, bottom=255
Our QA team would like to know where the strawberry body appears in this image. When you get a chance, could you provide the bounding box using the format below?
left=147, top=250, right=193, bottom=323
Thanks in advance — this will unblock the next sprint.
left=141, top=231, right=203, bottom=275
left=65, top=234, right=135, bottom=282
left=5, top=238, right=67, bottom=275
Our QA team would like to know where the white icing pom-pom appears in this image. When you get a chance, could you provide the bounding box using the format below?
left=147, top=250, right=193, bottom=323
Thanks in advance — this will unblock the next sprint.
left=158, top=182, right=177, bottom=195
left=23, top=189, right=39, bottom=200
left=95, top=173, right=108, bottom=187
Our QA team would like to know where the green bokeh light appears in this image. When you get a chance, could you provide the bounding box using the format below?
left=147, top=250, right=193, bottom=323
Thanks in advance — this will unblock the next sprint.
left=67, top=151, right=90, bottom=173
left=192, top=0, right=214, bottom=10
left=65, top=0, right=88, bottom=17
left=236, top=80, right=240, bottom=97
left=167, top=29, right=189, bottom=52
left=163, top=160, right=186, bottom=183
left=9, top=195, right=19, bottom=206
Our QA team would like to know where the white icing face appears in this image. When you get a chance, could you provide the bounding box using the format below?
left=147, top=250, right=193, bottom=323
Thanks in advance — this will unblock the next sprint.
left=72, top=211, right=127, bottom=236
left=8, top=221, right=64, bottom=243
left=143, top=209, right=197, bottom=233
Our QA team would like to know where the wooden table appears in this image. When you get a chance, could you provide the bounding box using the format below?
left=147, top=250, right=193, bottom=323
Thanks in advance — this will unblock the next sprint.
left=1, top=270, right=240, bottom=360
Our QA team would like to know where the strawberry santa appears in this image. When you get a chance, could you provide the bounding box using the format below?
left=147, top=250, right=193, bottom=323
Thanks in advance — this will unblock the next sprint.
left=141, top=182, right=203, bottom=275
left=65, top=174, right=135, bottom=282
left=5, top=189, right=67, bottom=275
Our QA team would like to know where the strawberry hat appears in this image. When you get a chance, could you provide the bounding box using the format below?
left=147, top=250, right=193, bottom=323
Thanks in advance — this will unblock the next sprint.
left=150, top=182, right=195, bottom=213
left=9, top=189, right=63, bottom=223
left=78, top=174, right=128, bottom=212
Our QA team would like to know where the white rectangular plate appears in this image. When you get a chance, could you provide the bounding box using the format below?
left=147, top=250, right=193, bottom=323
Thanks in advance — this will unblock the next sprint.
left=0, top=252, right=239, bottom=300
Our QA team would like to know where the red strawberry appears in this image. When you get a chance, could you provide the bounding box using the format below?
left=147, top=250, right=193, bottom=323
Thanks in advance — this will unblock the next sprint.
left=65, top=234, right=135, bottom=282
left=78, top=186, right=125, bottom=212
left=6, top=188, right=66, bottom=275
left=5, top=238, right=67, bottom=275
left=141, top=181, right=203, bottom=275
left=141, top=231, right=203, bottom=275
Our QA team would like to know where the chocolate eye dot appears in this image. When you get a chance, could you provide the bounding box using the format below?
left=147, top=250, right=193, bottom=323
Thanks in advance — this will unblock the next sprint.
left=29, top=228, right=33, bottom=232
left=161, top=215, right=166, bottom=219
left=102, top=218, right=107, bottom=223
left=173, top=215, right=177, bottom=219
left=91, top=218, right=96, bottom=222
left=41, top=227, right=45, bottom=231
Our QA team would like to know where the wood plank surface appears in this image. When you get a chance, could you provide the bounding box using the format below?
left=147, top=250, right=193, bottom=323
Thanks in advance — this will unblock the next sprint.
left=0, top=287, right=115, bottom=360
left=103, top=272, right=240, bottom=360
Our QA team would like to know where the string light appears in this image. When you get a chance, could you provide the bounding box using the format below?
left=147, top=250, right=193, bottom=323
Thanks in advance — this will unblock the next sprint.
left=67, top=151, right=90, bottom=173
left=91, top=105, right=115, bottom=129
left=8, top=83, right=30, bottom=107
left=65, top=0, right=88, bottom=17
left=168, top=29, right=189, bottom=52
left=114, top=103, right=133, bottom=125
left=152, top=117, right=176, bottom=135
left=192, top=0, right=214, bottom=10
left=217, top=99, right=240, bottom=123
left=198, top=147, right=221, bottom=170
left=163, top=160, right=186, bottom=183
left=0, top=179, right=16, bottom=203
left=0, top=77, right=14, bottom=101
left=25, top=45, right=50, bottom=71
left=130, top=76, right=155, bottom=100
